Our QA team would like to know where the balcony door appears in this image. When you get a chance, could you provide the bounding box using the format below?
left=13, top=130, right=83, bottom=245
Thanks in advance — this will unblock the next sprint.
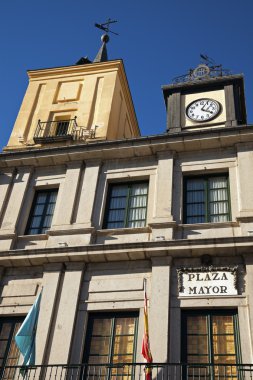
left=181, top=310, right=241, bottom=379
left=0, top=317, right=23, bottom=379
left=83, top=312, right=138, bottom=379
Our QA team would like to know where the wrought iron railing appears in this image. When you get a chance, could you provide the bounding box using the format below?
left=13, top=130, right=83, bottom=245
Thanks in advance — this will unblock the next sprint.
left=1, top=363, right=253, bottom=379
left=33, top=118, right=96, bottom=143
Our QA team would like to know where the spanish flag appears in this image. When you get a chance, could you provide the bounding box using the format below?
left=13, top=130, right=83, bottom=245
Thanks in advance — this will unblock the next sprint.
left=141, top=279, right=152, bottom=380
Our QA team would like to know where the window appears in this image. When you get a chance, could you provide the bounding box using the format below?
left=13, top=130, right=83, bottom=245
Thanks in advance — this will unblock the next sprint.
left=0, top=317, right=23, bottom=379
left=83, top=312, right=138, bottom=379
left=184, top=175, right=230, bottom=224
left=55, top=120, right=70, bottom=136
left=54, top=115, right=71, bottom=137
left=103, top=182, right=148, bottom=229
left=25, top=189, right=58, bottom=235
left=181, top=310, right=241, bottom=379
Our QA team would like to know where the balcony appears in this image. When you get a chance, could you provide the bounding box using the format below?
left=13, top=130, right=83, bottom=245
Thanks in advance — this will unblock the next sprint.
left=1, top=363, right=253, bottom=379
left=33, top=118, right=96, bottom=144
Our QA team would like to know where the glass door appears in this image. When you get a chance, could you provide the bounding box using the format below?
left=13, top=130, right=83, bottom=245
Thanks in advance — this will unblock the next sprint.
left=0, top=317, right=23, bottom=379
left=83, top=312, right=139, bottom=380
left=181, top=310, right=241, bottom=379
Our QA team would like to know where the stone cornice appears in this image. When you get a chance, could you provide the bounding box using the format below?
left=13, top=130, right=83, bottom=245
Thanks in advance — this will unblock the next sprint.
left=0, top=235, right=252, bottom=267
left=1, top=125, right=253, bottom=168
left=27, top=60, right=124, bottom=80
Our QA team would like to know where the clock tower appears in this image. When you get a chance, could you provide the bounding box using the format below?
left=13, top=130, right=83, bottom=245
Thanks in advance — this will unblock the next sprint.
left=162, top=62, right=247, bottom=133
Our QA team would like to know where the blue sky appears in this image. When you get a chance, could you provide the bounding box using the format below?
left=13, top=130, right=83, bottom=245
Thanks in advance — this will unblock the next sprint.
left=1, top=0, right=253, bottom=150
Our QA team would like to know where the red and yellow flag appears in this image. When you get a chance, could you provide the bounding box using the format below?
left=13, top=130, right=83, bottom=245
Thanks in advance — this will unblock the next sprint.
left=141, top=279, right=152, bottom=380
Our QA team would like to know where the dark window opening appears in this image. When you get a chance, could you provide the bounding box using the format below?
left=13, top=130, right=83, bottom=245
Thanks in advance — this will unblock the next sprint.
left=25, top=189, right=58, bottom=235
left=55, top=120, right=70, bottom=136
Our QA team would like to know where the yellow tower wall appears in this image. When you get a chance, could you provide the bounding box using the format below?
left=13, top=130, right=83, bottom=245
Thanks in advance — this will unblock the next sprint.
left=4, top=60, right=140, bottom=151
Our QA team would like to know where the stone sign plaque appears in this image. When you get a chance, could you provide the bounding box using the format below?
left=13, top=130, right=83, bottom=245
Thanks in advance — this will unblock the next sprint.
left=177, top=267, right=238, bottom=297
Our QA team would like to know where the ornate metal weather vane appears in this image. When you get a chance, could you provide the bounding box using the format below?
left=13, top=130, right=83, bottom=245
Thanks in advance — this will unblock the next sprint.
left=172, top=55, right=232, bottom=84
left=93, top=19, right=118, bottom=62
left=95, top=18, right=119, bottom=36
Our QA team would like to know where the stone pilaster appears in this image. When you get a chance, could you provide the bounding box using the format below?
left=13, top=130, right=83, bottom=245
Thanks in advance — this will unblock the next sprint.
left=75, top=160, right=101, bottom=227
left=36, top=263, right=63, bottom=365
left=0, top=167, right=33, bottom=235
left=47, top=263, right=85, bottom=364
left=149, top=256, right=172, bottom=362
left=51, top=162, right=83, bottom=228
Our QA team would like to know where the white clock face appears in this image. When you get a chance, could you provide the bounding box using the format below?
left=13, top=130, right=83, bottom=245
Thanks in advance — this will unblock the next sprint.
left=186, top=98, right=221, bottom=122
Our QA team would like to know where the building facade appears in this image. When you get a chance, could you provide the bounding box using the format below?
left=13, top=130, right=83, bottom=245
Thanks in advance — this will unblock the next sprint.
left=1, top=42, right=253, bottom=379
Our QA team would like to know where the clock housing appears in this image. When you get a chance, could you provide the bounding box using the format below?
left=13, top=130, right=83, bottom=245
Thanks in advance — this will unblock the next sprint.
left=162, top=74, right=247, bottom=134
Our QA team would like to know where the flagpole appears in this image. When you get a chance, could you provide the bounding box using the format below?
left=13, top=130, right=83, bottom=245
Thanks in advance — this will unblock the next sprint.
left=141, top=278, right=152, bottom=380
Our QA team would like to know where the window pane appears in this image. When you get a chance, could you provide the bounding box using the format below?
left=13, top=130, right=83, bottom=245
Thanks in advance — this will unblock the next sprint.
left=33, top=204, right=44, bottom=215
left=187, top=316, right=207, bottom=334
left=187, top=203, right=205, bottom=216
left=209, top=189, right=228, bottom=202
left=210, top=202, right=228, bottom=215
left=130, top=183, right=148, bottom=195
left=0, top=323, right=12, bottom=339
left=107, top=221, right=124, bottom=229
left=115, top=317, right=135, bottom=335
left=46, top=202, right=56, bottom=215
left=30, top=216, right=41, bottom=228
left=212, top=316, right=234, bottom=334
left=36, top=193, right=47, bottom=203
left=213, top=335, right=235, bottom=355
left=43, top=215, right=54, bottom=228
left=187, top=355, right=209, bottom=364
left=0, top=341, right=8, bottom=357
left=211, top=214, right=229, bottom=223
left=128, top=208, right=146, bottom=222
left=187, top=179, right=205, bottom=191
left=110, top=197, right=127, bottom=209
left=88, top=356, right=109, bottom=365
left=129, top=195, right=147, bottom=208
left=111, top=186, right=128, bottom=197
left=107, top=209, right=125, bottom=223
left=92, top=318, right=112, bottom=335
left=128, top=220, right=146, bottom=228
left=187, top=336, right=208, bottom=355
left=90, top=337, right=110, bottom=355
left=113, top=336, right=134, bottom=355
left=209, top=177, right=227, bottom=189
left=187, top=191, right=205, bottom=203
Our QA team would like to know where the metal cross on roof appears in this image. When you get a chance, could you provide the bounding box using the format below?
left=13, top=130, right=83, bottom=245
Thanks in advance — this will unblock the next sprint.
left=95, top=18, right=119, bottom=36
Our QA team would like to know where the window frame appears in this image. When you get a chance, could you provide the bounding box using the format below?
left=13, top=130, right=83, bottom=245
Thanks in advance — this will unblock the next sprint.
left=103, top=181, right=149, bottom=229
left=25, top=188, right=58, bottom=235
left=181, top=309, right=242, bottom=375
left=83, top=311, right=139, bottom=366
left=183, top=173, right=231, bottom=224
left=0, top=317, right=24, bottom=377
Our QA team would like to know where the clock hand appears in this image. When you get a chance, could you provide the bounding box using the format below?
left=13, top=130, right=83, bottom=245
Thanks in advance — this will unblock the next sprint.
left=202, top=103, right=213, bottom=113
left=201, top=101, right=209, bottom=111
